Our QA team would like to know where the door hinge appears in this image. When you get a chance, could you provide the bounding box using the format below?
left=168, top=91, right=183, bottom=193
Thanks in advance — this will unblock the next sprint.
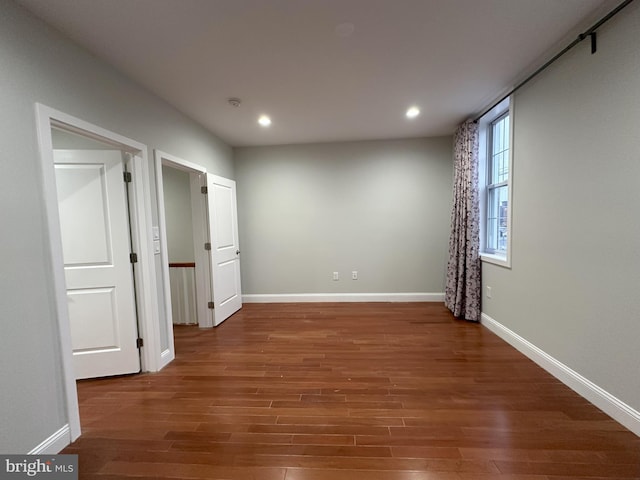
left=130, top=253, right=138, bottom=263
left=204, top=242, right=211, bottom=251
left=201, top=186, right=208, bottom=194
left=123, top=171, right=132, bottom=183
left=136, top=338, right=144, bottom=348
left=208, top=301, right=215, bottom=309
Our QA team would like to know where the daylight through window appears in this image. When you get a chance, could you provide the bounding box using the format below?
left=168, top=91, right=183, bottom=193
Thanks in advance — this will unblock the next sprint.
left=486, top=113, right=509, bottom=254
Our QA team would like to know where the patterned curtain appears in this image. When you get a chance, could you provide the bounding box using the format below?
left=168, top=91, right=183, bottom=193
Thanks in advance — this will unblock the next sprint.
left=445, top=120, right=481, bottom=322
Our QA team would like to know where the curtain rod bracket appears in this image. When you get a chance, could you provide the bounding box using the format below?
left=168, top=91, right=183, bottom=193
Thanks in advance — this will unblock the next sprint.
left=579, top=32, right=597, bottom=54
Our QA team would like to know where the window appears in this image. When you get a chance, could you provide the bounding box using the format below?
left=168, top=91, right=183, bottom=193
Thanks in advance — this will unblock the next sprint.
left=479, top=98, right=512, bottom=267
left=486, top=113, right=509, bottom=254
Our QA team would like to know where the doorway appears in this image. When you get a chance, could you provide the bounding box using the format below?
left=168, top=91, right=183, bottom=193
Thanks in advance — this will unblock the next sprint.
left=36, top=104, right=160, bottom=443
left=162, top=165, right=199, bottom=328
left=155, top=152, right=211, bottom=348
left=154, top=150, right=243, bottom=349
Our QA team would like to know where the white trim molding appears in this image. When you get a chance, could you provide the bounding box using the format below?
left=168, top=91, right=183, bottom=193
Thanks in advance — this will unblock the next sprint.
left=28, top=425, right=70, bottom=455
left=481, top=312, right=640, bottom=437
left=243, top=293, right=444, bottom=303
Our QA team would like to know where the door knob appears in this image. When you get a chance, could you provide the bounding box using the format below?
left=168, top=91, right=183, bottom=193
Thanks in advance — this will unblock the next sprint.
left=236, top=250, right=240, bottom=255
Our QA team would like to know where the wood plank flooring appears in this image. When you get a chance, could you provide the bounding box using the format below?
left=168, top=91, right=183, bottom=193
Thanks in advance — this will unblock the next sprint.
left=63, top=302, right=640, bottom=479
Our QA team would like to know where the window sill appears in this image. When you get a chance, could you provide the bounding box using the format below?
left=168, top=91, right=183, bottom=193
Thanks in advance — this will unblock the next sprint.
left=481, top=252, right=511, bottom=269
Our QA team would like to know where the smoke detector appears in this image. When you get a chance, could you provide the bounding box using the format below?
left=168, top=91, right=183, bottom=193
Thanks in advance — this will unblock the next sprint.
left=228, top=97, right=241, bottom=107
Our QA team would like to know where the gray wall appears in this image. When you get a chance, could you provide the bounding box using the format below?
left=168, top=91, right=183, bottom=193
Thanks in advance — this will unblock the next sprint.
left=0, top=0, right=233, bottom=453
left=162, top=166, right=195, bottom=263
left=482, top=2, right=640, bottom=412
left=234, top=138, right=453, bottom=295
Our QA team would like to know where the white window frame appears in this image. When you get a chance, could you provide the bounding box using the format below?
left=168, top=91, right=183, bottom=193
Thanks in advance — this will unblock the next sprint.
left=479, top=97, right=513, bottom=268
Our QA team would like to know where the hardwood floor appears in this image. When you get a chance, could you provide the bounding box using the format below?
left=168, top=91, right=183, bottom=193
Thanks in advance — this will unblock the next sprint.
left=63, top=302, right=640, bottom=479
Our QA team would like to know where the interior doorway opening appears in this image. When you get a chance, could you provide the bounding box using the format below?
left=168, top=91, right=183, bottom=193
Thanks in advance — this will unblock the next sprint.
left=154, top=150, right=243, bottom=353
left=162, top=165, right=199, bottom=327
left=154, top=151, right=213, bottom=349
left=36, top=104, right=160, bottom=444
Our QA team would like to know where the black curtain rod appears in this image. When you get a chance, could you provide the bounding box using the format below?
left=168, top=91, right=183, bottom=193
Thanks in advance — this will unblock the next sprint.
left=474, top=0, right=635, bottom=123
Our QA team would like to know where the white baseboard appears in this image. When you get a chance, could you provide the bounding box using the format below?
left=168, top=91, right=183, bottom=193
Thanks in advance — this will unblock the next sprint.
left=28, top=424, right=71, bottom=454
left=481, top=313, right=640, bottom=437
left=242, top=292, right=445, bottom=303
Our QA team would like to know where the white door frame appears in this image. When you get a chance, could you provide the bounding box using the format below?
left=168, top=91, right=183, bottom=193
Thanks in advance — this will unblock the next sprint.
left=35, top=104, right=160, bottom=443
left=154, top=150, right=214, bottom=336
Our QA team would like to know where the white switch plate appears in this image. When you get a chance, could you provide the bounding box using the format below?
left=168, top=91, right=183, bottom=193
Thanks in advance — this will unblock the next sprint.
left=332, top=272, right=339, bottom=281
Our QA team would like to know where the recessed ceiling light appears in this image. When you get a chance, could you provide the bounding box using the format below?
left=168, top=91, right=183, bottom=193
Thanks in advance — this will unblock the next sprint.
left=335, top=22, right=355, bottom=37
left=406, top=106, right=420, bottom=119
left=258, top=115, right=271, bottom=127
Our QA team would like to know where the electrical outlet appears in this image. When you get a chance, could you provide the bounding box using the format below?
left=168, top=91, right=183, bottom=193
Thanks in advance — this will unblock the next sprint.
left=333, top=272, right=339, bottom=281
left=486, top=286, right=492, bottom=298
left=352, top=271, right=358, bottom=280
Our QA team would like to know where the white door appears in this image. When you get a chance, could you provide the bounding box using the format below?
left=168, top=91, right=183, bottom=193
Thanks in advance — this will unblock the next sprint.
left=206, top=174, right=242, bottom=325
left=54, top=150, right=140, bottom=379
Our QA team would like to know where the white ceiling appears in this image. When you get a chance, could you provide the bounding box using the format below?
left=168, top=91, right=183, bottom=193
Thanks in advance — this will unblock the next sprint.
left=18, top=0, right=615, bottom=147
